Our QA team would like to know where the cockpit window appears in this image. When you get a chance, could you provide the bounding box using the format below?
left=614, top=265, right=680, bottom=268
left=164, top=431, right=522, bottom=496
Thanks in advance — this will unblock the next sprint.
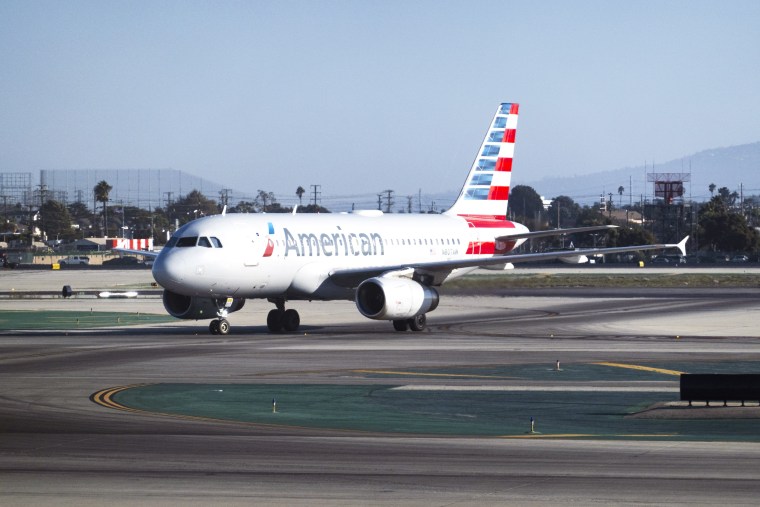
left=198, top=237, right=212, bottom=248
left=176, top=236, right=198, bottom=247
left=210, top=237, right=223, bottom=248
left=165, top=236, right=179, bottom=248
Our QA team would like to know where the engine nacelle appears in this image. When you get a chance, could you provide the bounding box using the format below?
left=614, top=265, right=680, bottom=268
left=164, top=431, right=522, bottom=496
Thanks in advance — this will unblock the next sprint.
left=162, top=290, right=245, bottom=320
left=355, top=277, right=439, bottom=320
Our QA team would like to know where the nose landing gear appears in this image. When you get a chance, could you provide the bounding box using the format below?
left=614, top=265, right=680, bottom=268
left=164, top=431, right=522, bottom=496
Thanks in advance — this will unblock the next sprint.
left=209, top=297, right=235, bottom=335
left=209, top=318, right=230, bottom=335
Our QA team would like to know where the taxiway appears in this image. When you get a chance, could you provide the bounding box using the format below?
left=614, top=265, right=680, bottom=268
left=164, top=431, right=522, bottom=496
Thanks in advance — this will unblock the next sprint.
left=1, top=269, right=760, bottom=505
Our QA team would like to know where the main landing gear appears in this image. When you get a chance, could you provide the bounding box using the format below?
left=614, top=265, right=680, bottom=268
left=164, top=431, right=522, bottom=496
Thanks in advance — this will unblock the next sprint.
left=392, top=313, right=427, bottom=332
left=266, top=297, right=300, bottom=333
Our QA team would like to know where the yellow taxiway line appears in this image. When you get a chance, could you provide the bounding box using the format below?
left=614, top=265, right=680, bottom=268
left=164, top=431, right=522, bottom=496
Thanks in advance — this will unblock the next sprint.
left=594, top=362, right=684, bottom=376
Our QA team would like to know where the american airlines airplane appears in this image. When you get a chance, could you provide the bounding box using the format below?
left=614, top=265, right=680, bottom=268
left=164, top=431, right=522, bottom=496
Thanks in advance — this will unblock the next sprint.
left=146, top=102, right=687, bottom=335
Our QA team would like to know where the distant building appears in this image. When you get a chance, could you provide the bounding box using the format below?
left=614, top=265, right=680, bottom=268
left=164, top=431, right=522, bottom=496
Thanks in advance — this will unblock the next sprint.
left=609, top=209, right=643, bottom=225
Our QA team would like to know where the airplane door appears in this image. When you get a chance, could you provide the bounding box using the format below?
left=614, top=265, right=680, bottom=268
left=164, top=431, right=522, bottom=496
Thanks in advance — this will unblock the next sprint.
left=244, top=233, right=262, bottom=267
left=243, top=225, right=273, bottom=291
left=467, top=222, right=481, bottom=255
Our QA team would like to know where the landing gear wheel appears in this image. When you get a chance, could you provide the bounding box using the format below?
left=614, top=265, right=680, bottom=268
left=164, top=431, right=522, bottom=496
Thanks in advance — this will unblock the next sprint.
left=408, top=314, right=426, bottom=332
left=281, top=309, right=300, bottom=332
left=267, top=309, right=284, bottom=333
left=392, top=319, right=408, bottom=332
left=209, top=319, right=231, bottom=335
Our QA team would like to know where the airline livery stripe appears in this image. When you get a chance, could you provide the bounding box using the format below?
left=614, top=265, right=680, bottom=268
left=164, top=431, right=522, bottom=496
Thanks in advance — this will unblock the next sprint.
left=503, top=129, right=516, bottom=143
left=495, top=158, right=513, bottom=172
left=488, top=186, right=509, bottom=200
left=461, top=215, right=513, bottom=226
left=491, top=172, right=511, bottom=187
left=466, top=241, right=496, bottom=254
left=498, top=143, right=515, bottom=159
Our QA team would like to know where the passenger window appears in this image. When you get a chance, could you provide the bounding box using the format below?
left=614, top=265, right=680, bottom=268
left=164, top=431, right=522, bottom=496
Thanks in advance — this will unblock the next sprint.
left=198, top=237, right=212, bottom=248
left=177, top=236, right=198, bottom=247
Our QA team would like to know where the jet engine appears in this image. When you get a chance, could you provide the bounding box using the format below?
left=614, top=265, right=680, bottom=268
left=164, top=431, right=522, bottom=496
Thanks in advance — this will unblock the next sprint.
left=162, top=290, right=245, bottom=320
left=355, top=277, right=439, bottom=320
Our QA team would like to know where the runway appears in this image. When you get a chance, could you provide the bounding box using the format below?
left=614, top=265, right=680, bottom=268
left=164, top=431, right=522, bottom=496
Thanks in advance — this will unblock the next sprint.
left=2, top=270, right=760, bottom=504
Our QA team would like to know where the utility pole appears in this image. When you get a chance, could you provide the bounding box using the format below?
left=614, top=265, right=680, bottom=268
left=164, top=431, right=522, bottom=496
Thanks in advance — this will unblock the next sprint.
left=219, top=188, right=232, bottom=209
left=310, top=185, right=321, bottom=207
left=37, top=184, right=47, bottom=242
left=608, top=192, right=613, bottom=218
left=382, top=189, right=394, bottom=213
left=0, top=195, right=7, bottom=224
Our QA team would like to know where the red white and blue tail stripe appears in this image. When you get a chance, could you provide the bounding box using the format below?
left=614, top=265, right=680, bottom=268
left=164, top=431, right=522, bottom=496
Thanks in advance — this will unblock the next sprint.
left=445, top=102, right=518, bottom=221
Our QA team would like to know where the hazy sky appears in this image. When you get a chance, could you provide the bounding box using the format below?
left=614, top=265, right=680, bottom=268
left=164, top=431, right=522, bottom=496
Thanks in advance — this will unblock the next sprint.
left=1, top=0, right=759, bottom=207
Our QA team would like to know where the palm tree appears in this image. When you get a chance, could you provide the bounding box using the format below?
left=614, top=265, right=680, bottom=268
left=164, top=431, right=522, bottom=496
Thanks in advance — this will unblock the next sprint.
left=296, top=186, right=305, bottom=207
left=617, top=186, right=624, bottom=207
left=709, top=183, right=716, bottom=197
left=93, top=180, right=112, bottom=236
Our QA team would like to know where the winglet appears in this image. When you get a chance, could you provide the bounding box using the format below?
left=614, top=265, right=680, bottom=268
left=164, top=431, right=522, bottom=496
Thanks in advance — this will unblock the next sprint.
left=676, top=236, right=689, bottom=257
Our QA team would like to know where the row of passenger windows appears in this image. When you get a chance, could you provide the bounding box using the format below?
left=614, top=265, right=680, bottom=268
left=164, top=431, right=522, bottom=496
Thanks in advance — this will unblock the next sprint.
left=269, top=237, right=462, bottom=248
left=167, top=236, right=224, bottom=248
left=169, top=235, right=460, bottom=248
left=383, top=237, right=461, bottom=247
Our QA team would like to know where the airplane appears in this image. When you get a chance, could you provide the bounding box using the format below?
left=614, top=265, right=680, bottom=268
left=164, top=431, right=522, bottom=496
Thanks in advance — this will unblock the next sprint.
left=142, top=102, right=688, bottom=335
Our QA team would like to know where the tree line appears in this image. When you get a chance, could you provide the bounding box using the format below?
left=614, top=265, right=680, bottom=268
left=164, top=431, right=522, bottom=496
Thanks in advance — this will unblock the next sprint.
left=0, top=182, right=328, bottom=246
left=509, top=184, right=760, bottom=256
left=2, top=180, right=758, bottom=256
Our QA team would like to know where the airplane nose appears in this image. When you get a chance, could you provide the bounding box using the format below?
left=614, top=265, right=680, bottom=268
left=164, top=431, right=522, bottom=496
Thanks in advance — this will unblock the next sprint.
left=152, top=252, right=186, bottom=290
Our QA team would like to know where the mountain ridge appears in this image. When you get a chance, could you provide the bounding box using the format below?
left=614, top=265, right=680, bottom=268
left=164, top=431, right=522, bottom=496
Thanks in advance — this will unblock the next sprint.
left=522, top=141, right=760, bottom=205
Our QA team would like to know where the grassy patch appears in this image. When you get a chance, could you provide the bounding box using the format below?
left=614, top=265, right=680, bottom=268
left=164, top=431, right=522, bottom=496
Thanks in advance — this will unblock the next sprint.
left=444, top=273, right=760, bottom=290
left=0, top=309, right=174, bottom=330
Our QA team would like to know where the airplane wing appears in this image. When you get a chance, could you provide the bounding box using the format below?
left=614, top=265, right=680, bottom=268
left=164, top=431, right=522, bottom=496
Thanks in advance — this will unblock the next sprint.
left=328, top=236, right=689, bottom=288
left=113, top=248, right=160, bottom=258
left=496, top=224, right=618, bottom=241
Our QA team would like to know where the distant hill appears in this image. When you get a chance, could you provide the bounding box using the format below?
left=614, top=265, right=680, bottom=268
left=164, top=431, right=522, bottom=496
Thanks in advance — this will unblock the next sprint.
left=523, top=142, right=760, bottom=205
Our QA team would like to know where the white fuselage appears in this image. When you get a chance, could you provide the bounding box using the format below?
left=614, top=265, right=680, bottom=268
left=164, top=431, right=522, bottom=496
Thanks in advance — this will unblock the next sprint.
left=151, top=211, right=528, bottom=301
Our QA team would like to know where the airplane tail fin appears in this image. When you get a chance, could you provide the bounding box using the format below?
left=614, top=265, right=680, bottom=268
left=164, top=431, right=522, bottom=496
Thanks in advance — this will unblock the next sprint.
left=444, top=102, right=518, bottom=220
